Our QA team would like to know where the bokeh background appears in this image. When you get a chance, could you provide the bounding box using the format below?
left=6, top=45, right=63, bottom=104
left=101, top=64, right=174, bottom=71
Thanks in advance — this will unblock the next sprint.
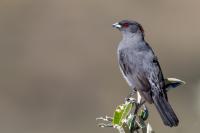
left=0, top=0, right=200, bottom=133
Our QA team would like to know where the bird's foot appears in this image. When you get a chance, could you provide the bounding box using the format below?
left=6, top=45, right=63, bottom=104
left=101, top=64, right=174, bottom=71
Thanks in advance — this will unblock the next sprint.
left=125, top=89, right=137, bottom=103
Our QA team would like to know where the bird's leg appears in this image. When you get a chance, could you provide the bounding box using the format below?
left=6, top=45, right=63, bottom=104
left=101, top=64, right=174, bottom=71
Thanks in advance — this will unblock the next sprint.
left=125, top=88, right=137, bottom=102
left=136, top=91, right=146, bottom=107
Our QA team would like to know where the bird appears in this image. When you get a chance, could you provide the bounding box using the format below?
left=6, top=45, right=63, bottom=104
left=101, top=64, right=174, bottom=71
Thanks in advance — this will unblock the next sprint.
left=112, top=20, right=179, bottom=127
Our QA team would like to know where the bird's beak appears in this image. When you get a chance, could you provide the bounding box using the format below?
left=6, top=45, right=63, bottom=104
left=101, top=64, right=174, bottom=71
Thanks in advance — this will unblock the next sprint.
left=112, top=22, right=122, bottom=29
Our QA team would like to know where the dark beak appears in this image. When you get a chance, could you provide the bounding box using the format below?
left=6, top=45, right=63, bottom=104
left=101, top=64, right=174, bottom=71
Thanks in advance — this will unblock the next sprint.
left=112, top=22, right=122, bottom=29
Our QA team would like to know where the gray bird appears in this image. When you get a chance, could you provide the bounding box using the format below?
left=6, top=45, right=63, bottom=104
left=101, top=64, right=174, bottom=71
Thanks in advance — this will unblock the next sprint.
left=112, top=20, right=179, bottom=127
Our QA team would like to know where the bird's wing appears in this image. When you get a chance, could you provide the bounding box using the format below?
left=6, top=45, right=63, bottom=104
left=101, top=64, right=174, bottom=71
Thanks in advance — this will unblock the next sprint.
left=135, top=55, right=167, bottom=103
left=118, top=48, right=166, bottom=103
left=135, top=72, right=153, bottom=103
left=119, top=49, right=153, bottom=103
left=142, top=55, right=179, bottom=126
left=142, top=55, right=167, bottom=100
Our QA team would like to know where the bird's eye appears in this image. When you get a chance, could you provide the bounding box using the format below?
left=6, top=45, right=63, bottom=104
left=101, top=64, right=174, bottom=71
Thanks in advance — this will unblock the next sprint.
left=122, top=23, right=129, bottom=28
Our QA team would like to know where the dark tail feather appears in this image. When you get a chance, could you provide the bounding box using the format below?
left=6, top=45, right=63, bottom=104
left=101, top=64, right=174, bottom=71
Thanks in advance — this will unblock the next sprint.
left=153, top=95, right=179, bottom=127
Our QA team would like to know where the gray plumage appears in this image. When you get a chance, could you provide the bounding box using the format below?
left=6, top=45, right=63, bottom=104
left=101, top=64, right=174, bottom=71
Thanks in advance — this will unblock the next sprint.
left=113, top=20, right=179, bottom=127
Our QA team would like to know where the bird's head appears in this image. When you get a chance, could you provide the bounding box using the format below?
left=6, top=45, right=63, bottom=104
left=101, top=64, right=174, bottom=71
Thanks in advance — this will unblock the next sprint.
left=112, top=20, right=144, bottom=37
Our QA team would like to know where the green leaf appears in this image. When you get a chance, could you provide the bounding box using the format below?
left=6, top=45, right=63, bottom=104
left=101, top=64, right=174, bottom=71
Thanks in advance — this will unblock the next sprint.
left=127, top=114, right=134, bottom=129
left=112, top=102, right=133, bottom=126
left=139, top=106, right=149, bottom=121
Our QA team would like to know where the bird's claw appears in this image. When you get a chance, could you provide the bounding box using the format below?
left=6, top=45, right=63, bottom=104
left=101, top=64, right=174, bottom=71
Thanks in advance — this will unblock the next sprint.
left=125, top=89, right=137, bottom=103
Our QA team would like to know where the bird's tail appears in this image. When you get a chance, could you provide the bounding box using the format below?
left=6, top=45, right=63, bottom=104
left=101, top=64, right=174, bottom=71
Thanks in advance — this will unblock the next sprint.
left=153, top=95, right=179, bottom=127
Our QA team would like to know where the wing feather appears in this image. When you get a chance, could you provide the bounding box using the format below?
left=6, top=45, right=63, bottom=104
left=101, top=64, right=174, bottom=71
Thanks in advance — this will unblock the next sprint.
left=118, top=48, right=167, bottom=103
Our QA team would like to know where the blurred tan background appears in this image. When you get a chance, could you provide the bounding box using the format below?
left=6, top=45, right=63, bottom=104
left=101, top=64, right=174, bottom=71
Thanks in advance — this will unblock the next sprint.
left=0, top=0, right=200, bottom=133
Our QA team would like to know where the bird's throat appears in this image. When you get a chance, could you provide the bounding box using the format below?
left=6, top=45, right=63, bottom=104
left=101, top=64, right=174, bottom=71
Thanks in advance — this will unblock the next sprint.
left=122, top=32, right=144, bottom=45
